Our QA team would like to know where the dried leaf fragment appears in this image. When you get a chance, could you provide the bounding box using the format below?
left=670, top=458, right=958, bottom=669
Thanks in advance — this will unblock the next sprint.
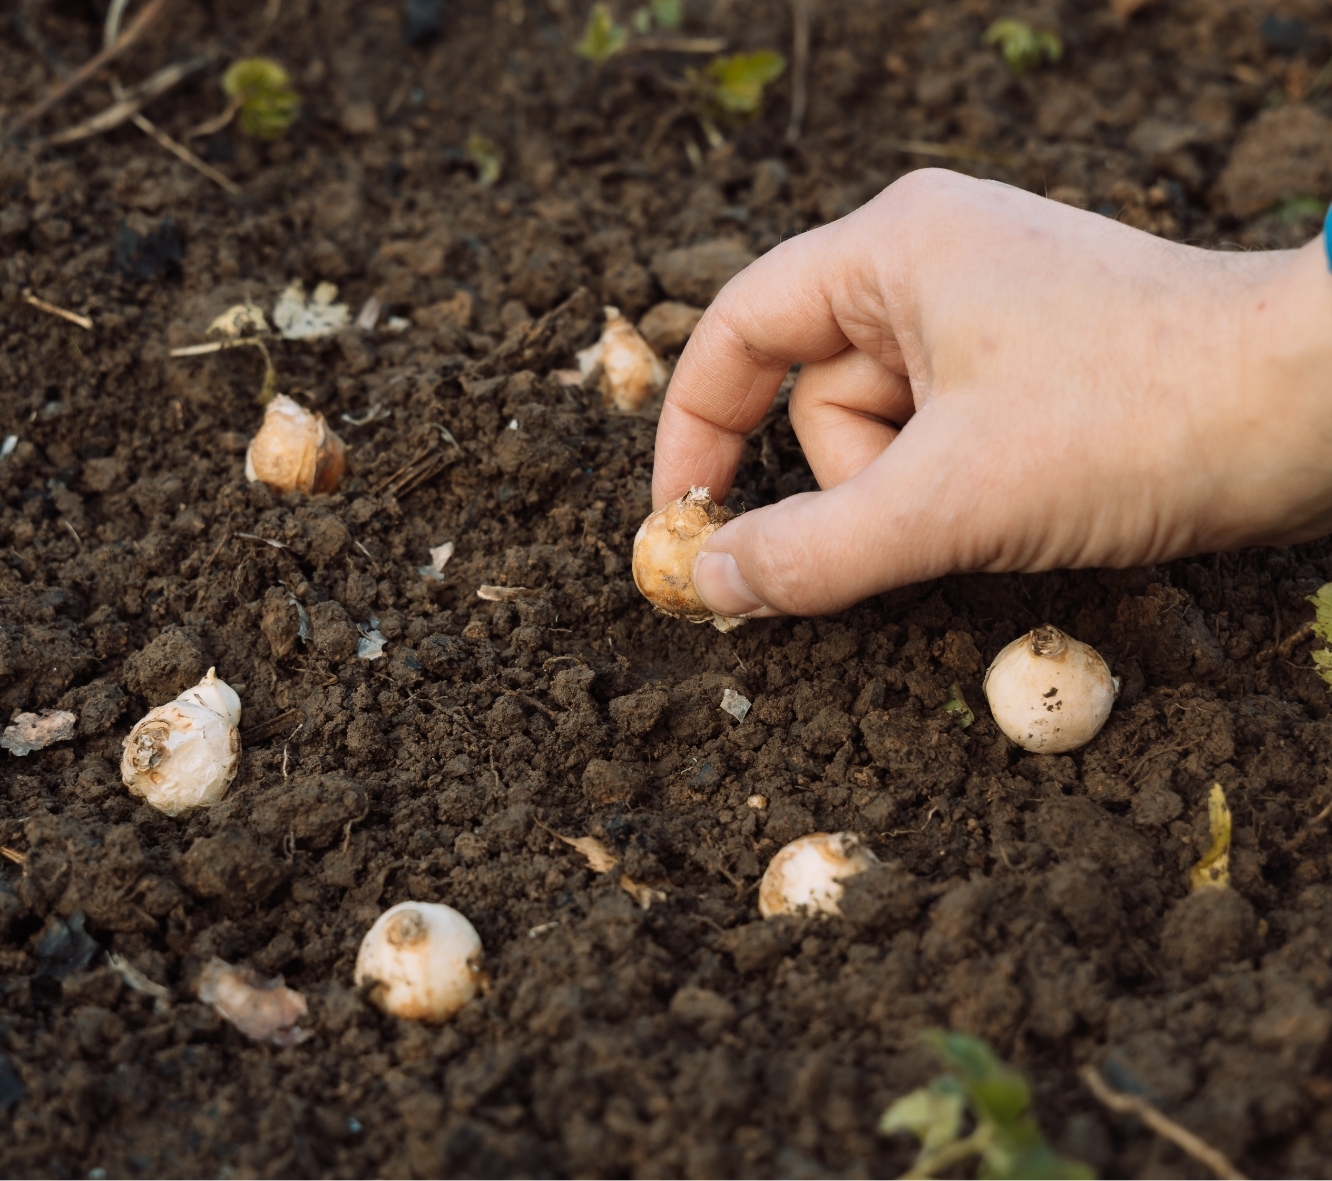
left=2, top=709, right=77, bottom=756
left=273, top=280, right=350, bottom=341
left=720, top=689, right=751, bottom=722
left=546, top=828, right=619, bottom=873
left=208, top=303, right=269, bottom=338
left=620, top=873, right=667, bottom=910
left=477, top=584, right=531, bottom=602
left=198, top=956, right=311, bottom=1045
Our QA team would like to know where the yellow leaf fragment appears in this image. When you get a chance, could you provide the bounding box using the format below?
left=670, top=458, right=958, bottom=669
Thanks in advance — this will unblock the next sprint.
left=554, top=833, right=619, bottom=873
left=1190, top=782, right=1232, bottom=892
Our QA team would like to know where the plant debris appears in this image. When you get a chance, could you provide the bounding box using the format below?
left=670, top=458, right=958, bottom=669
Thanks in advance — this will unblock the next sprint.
left=197, top=957, right=311, bottom=1046
left=2, top=709, right=77, bottom=756
left=272, top=280, right=351, bottom=341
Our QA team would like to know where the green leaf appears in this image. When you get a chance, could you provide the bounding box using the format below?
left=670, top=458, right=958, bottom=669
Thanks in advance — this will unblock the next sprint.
left=222, top=57, right=301, bottom=139
left=982, top=18, right=1063, bottom=75
left=576, top=3, right=628, bottom=62
left=466, top=134, right=503, bottom=187
left=878, top=1082, right=966, bottom=1153
left=1308, top=583, right=1332, bottom=643
left=943, top=682, right=975, bottom=728
left=651, top=0, right=683, bottom=29
left=703, top=50, right=787, bottom=117
left=925, top=1031, right=1030, bottom=1127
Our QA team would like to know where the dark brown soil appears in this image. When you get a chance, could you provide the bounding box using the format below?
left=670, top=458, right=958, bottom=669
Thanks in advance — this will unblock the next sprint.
left=4, top=0, right=1332, bottom=1177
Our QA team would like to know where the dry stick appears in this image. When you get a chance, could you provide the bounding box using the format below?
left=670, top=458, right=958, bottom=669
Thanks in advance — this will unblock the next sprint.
left=22, top=290, right=93, bottom=330
left=1080, top=1065, right=1247, bottom=1181
left=127, top=112, right=243, bottom=195
left=629, top=35, right=727, bottom=52
left=48, top=55, right=210, bottom=145
left=99, top=1, right=242, bottom=197
left=8, top=0, right=173, bottom=135
left=784, top=0, right=810, bottom=144
left=887, top=138, right=1017, bottom=166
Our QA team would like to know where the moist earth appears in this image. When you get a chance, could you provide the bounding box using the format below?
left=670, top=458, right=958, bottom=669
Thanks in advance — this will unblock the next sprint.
left=4, top=0, right=1332, bottom=1177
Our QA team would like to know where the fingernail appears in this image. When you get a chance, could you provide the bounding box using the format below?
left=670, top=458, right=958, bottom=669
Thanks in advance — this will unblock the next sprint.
left=693, top=551, right=765, bottom=617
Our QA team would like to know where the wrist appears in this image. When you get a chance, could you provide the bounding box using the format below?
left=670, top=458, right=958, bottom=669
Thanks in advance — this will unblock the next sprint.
left=1220, top=236, right=1332, bottom=548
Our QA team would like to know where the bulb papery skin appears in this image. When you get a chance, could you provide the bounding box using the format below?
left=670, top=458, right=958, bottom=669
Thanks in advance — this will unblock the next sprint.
left=575, top=306, right=668, bottom=412
left=982, top=625, right=1117, bottom=753
left=632, top=487, right=746, bottom=632
left=121, top=668, right=242, bottom=817
left=245, top=394, right=348, bottom=495
left=758, top=832, right=880, bottom=919
left=354, top=901, right=483, bottom=1023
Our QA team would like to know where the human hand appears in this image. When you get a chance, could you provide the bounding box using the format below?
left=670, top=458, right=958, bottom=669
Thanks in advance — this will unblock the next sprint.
left=651, top=169, right=1332, bottom=619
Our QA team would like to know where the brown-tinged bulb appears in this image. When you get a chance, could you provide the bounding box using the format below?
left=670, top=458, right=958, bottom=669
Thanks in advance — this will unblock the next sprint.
left=758, top=832, right=879, bottom=918
left=244, top=393, right=347, bottom=495
left=354, top=901, right=483, bottom=1022
left=982, top=624, right=1118, bottom=753
left=632, top=487, right=746, bottom=632
left=575, top=306, right=669, bottom=412
left=120, top=668, right=242, bottom=816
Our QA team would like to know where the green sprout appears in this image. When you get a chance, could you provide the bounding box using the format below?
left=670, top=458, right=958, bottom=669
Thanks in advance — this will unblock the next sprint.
left=632, top=0, right=682, bottom=32
left=685, top=49, right=786, bottom=134
left=576, top=3, right=628, bottom=62
left=942, top=683, right=975, bottom=729
left=466, top=134, right=503, bottom=187
left=880, top=1031, right=1092, bottom=1180
left=1309, top=582, right=1332, bottom=689
left=222, top=58, right=301, bottom=139
left=983, top=19, right=1063, bottom=75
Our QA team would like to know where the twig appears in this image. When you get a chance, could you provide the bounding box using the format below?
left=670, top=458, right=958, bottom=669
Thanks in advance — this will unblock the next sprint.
left=186, top=98, right=240, bottom=140
left=0, top=846, right=26, bottom=865
left=47, top=55, right=211, bottom=145
left=22, top=290, right=93, bottom=331
left=126, top=112, right=244, bottom=196
left=1257, top=620, right=1314, bottom=664
left=630, top=35, right=728, bottom=53
left=8, top=0, right=174, bottom=136
left=886, top=139, right=1017, bottom=166
left=1284, top=795, right=1332, bottom=853
left=784, top=0, right=810, bottom=144
left=1080, top=1065, right=1247, bottom=1180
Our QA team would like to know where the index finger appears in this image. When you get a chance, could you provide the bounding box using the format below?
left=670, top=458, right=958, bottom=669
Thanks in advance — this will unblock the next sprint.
left=651, top=216, right=873, bottom=507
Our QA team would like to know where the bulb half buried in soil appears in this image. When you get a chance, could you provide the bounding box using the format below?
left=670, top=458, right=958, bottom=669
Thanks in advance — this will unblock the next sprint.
left=245, top=393, right=347, bottom=495
left=120, top=667, right=242, bottom=817
left=575, top=305, right=668, bottom=413
left=982, top=624, right=1118, bottom=753
left=354, top=901, right=484, bottom=1023
left=633, top=487, right=746, bottom=632
left=758, top=832, right=879, bottom=918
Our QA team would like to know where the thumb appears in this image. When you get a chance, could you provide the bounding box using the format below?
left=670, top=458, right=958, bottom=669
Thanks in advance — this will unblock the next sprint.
left=692, top=398, right=1011, bottom=617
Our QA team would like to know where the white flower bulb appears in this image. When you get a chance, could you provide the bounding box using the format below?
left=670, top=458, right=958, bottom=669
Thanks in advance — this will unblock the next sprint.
left=354, top=901, right=483, bottom=1023
left=576, top=306, right=668, bottom=412
left=758, top=832, right=879, bottom=919
left=121, top=668, right=242, bottom=817
left=245, top=394, right=347, bottom=495
left=982, top=625, right=1118, bottom=753
left=632, top=487, right=746, bottom=632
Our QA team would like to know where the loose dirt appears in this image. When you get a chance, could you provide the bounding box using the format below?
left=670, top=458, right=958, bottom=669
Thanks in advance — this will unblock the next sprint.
left=4, top=0, right=1332, bottom=1176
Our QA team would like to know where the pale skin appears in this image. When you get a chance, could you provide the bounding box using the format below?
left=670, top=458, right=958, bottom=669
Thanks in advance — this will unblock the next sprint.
left=652, top=168, right=1332, bottom=619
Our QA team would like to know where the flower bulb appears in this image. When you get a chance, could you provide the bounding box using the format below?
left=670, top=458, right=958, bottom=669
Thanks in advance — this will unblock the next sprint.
left=982, top=625, right=1118, bottom=753
left=354, top=901, right=483, bottom=1023
left=632, top=487, right=746, bottom=632
left=575, top=306, right=668, bottom=412
left=245, top=393, right=347, bottom=495
left=121, top=668, right=241, bottom=816
left=758, top=832, right=879, bottom=918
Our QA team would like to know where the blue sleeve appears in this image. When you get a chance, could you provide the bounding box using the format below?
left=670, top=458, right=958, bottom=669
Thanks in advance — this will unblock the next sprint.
left=1326, top=201, right=1332, bottom=271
